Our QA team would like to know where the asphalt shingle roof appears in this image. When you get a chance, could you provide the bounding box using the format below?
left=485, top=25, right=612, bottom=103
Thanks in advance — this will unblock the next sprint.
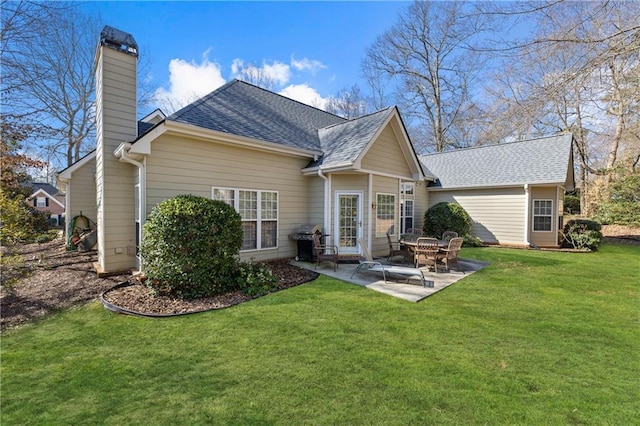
left=419, top=133, right=573, bottom=188
left=310, top=108, right=395, bottom=168
left=167, top=80, right=346, bottom=152
left=25, top=182, right=59, bottom=196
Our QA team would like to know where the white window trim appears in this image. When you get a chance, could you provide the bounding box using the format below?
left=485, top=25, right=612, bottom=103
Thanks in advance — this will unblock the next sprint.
left=375, top=192, right=397, bottom=237
left=212, top=187, right=279, bottom=252
left=532, top=199, right=554, bottom=233
left=36, top=196, right=47, bottom=207
left=400, top=182, right=415, bottom=234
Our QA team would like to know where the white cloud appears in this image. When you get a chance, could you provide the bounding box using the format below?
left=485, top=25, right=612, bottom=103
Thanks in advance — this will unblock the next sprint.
left=231, top=59, right=291, bottom=85
left=291, top=57, right=326, bottom=75
left=154, top=53, right=226, bottom=114
left=279, top=84, right=329, bottom=110
left=155, top=51, right=330, bottom=113
left=263, top=61, right=291, bottom=85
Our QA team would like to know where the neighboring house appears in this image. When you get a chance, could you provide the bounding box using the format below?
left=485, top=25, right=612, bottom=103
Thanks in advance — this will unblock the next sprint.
left=25, top=182, right=65, bottom=226
left=58, top=26, right=573, bottom=275
left=419, top=134, right=575, bottom=248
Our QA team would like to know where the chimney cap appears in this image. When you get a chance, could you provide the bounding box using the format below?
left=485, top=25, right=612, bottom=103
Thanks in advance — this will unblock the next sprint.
left=100, top=25, right=138, bottom=57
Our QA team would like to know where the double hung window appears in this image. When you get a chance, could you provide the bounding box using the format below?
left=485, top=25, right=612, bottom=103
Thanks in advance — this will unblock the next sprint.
left=400, top=183, right=415, bottom=234
left=533, top=199, right=553, bottom=232
left=213, top=187, right=278, bottom=250
left=375, top=193, right=396, bottom=237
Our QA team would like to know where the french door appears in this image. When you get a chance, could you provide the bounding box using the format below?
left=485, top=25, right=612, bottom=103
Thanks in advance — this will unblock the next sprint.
left=335, top=192, right=362, bottom=254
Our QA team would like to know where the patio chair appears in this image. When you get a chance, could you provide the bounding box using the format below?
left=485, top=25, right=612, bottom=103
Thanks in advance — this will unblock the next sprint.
left=437, top=237, right=464, bottom=272
left=351, top=239, right=426, bottom=287
left=404, top=228, right=424, bottom=242
left=386, top=232, right=410, bottom=263
left=312, top=233, right=339, bottom=271
left=441, top=231, right=459, bottom=242
left=413, top=237, right=442, bottom=272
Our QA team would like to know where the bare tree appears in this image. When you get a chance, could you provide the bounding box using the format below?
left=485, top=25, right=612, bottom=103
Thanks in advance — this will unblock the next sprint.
left=2, top=2, right=157, bottom=173
left=479, top=1, right=640, bottom=214
left=2, top=2, right=97, bottom=168
left=362, top=1, right=496, bottom=153
left=325, top=85, right=372, bottom=119
left=232, top=61, right=278, bottom=91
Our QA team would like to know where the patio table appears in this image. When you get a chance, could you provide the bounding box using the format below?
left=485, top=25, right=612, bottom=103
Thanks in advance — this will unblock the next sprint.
left=398, top=239, right=449, bottom=267
left=400, top=239, right=448, bottom=250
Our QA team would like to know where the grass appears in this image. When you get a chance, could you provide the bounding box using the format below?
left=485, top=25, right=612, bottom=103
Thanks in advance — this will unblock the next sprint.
left=2, top=242, right=638, bottom=425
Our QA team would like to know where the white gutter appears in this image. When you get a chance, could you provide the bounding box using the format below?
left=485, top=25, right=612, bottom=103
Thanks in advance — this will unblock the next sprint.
left=524, top=184, right=531, bottom=246
left=56, top=174, right=71, bottom=238
left=368, top=173, right=373, bottom=253
left=317, top=169, right=332, bottom=247
left=114, top=143, right=146, bottom=267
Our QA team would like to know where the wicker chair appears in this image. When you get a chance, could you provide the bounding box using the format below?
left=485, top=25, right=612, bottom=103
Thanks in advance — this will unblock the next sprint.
left=386, top=232, right=410, bottom=263
left=404, top=228, right=424, bottom=242
left=413, top=237, right=442, bottom=271
left=312, top=233, right=339, bottom=271
left=437, top=237, right=464, bottom=272
left=441, top=231, right=459, bottom=242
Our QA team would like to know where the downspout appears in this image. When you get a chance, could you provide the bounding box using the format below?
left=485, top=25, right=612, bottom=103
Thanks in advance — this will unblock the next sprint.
left=57, top=175, right=71, bottom=239
left=524, top=184, right=531, bottom=247
left=368, top=173, right=373, bottom=252
left=317, top=169, right=331, bottom=247
left=117, top=144, right=146, bottom=269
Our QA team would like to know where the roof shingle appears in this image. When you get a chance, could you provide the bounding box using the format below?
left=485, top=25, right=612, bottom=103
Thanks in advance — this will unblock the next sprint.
left=419, top=134, right=574, bottom=188
left=168, top=80, right=345, bottom=152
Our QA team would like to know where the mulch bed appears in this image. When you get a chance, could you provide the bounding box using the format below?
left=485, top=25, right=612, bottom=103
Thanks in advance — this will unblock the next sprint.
left=101, top=259, right=319, bottom=316
left=1, top=239, right=317, bottom=330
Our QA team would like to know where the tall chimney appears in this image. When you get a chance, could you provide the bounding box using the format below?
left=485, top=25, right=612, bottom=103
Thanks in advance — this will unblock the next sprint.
left=95, top=26, right=138, bottom=274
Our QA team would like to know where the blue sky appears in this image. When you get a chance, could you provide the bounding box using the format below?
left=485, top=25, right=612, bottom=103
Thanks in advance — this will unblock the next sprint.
left=81, top=1, right=410, bottom=115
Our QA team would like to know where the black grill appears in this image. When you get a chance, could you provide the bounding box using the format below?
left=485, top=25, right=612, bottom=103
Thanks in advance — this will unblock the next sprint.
left=289, top=224, right=323, bottom=261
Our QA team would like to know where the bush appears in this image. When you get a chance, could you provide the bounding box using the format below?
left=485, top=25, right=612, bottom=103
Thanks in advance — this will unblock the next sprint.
left=0, top=192, right=50, bottom=245
left=564, top=194, right=581, bottom=215
left=237, top=260, right=278, bottom=297
left=140, top=194, right=243, bottom=299
left=562, top=219, right=602, bottom=250
left=592, top=171, right=640, bottom=226
left=423, top=202, right=472, bottom=240
left=594, top=201, right=640, bottom=226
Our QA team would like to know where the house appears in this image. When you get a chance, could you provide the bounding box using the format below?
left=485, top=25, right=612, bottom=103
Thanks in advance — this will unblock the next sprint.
left=58, top=26, right=573, bottom=275
left=25, top=182, right=65, bottom=226
left=419, top=134, right=575, bottom=248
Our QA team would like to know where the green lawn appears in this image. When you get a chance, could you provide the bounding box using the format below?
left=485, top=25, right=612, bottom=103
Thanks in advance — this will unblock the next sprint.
left=2, top=243, right=638, bottom=425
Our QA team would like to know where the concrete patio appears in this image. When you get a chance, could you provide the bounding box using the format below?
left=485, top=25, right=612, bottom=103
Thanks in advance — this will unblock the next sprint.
left=291, top=257, right=489, bottom=302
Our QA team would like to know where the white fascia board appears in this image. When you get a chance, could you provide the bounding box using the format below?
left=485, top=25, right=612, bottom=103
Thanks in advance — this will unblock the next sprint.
left=57, top=150, right=97, bottom=180
left=143, top=120, right=322, bottom=159
left=302, top=162, right=355, bottom=175
left=129, top=123, right=166, bottom=155
left=426, top=181, right=566, bottom=191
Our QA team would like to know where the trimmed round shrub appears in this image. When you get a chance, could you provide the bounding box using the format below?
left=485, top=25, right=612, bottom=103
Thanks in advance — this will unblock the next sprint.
left=561, top=219, right=602, bottom=250
left=423, top=202, right=472, bottom=240
left=140, top=194, right=243, bottom=298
